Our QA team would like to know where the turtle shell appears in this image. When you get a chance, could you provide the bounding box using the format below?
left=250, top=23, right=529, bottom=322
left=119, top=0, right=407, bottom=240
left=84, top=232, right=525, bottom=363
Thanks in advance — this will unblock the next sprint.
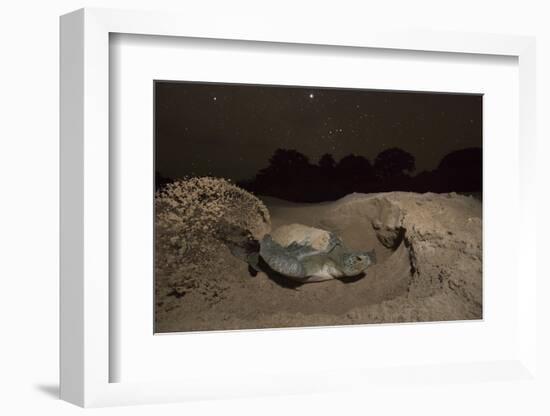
left=269, top=223, right=338, bottom=253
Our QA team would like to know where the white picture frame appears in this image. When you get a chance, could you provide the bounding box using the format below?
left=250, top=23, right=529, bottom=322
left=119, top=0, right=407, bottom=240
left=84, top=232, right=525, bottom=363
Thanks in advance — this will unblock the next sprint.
left=60, top=7, right=538, bottom=408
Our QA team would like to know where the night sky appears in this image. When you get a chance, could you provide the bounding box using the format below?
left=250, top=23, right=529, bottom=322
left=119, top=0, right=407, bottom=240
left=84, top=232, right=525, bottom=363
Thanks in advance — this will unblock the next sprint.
left=155, top=81, right=482, bottom=181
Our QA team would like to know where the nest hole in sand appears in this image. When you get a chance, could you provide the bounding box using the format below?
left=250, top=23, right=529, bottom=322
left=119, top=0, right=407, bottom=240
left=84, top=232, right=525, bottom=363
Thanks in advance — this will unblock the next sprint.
left=315, top=195, right=413, bottom=305
left=235, top=195, right=417, bottom=317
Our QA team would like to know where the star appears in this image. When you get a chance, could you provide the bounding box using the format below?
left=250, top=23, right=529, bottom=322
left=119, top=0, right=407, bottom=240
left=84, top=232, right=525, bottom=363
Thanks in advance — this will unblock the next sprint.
left=309, top=93, right=314, bottom=99
left=212, top=96, right=217, bottom=101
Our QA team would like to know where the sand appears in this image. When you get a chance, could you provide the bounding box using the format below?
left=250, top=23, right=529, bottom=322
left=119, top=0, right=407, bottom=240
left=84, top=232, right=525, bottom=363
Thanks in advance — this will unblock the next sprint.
left=155, top=191, right=482, bottom=332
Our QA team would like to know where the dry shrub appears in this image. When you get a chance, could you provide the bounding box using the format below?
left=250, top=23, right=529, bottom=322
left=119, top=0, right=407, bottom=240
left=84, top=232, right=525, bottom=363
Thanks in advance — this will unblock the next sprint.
left=155, top=177, right=270, bottom=303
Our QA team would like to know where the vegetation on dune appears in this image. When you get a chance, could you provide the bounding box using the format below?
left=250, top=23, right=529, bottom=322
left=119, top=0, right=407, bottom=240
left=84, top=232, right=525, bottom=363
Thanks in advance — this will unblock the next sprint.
left=155, top=177, right=270, bottom=304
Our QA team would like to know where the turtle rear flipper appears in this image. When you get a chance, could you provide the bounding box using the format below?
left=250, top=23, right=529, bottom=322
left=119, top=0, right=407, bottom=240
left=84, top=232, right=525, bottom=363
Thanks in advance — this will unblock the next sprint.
left=224, top=238, right=259, bottom=259
left=246, top=252, right=261, bottom=276
left=217, top=223, right=263, bottom=276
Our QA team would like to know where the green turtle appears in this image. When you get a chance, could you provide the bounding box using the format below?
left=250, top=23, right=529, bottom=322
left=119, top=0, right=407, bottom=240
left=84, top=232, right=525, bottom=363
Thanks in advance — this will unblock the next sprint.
left=258, top=224, right=376, bottom=283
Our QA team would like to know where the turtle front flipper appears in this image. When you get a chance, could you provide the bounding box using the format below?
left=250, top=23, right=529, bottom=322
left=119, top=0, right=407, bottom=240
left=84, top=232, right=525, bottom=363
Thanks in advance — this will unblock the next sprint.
left=260, top=235, right=308, bottom=279
left=326, top=232, right=344, bottom=252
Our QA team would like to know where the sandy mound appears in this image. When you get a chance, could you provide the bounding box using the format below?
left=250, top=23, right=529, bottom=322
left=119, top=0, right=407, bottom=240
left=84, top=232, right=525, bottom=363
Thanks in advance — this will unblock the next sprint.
left=155, top=191, right=482, bottom=332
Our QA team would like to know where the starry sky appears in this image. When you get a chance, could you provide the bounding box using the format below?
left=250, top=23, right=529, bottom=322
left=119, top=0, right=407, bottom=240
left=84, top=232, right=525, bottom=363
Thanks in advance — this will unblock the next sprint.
left=155, top=81, right=482, bottom=181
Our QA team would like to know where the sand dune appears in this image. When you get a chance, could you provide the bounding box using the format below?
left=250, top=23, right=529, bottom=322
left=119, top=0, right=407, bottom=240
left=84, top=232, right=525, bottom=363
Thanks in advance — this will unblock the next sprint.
left=155, top=191, right=482, bottom=332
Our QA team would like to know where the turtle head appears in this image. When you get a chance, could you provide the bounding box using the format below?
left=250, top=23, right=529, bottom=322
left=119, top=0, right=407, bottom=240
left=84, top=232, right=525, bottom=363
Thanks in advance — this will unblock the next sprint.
left=341, top=249, right=376, bottom=276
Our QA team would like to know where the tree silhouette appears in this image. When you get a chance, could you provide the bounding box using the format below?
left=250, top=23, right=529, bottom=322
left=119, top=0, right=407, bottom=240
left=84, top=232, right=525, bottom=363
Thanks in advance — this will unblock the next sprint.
left=374, top=148, right=415, bottom=178
left=435, top=148, right=482, bottom=192
left=337, top=154, right=374, bottom=179
left=408, top=148, right=482, bottom=193
left=318, top=153, right=336, bottom=171
left=256, top=148, right=312, bottom=182
left=251, top=149, right=318, bottom=201
left=331, top=154, right=372, bottom=195
left=238, top=146, right=481, bottom=202
left=267, top=149, right=310, bottom=172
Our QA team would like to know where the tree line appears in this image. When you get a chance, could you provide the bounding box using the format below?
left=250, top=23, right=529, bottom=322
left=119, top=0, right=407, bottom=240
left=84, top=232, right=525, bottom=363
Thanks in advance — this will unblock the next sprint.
left=156, top=147, right=482, bottom=203
left=237, top=147, right=481, bottom=202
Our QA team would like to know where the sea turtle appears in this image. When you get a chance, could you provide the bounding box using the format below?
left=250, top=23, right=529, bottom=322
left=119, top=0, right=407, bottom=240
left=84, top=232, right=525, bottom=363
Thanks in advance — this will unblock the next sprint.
left=257, top=224, right=376, bottom=283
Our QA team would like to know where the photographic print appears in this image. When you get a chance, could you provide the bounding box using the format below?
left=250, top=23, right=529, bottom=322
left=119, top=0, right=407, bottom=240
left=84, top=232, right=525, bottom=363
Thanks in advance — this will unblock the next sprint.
left=154, top=81, right=482, bottom=333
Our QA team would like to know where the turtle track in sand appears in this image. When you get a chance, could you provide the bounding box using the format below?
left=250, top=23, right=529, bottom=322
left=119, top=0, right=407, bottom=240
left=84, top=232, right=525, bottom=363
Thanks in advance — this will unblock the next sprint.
left=155, top=192, right=482, bottom=332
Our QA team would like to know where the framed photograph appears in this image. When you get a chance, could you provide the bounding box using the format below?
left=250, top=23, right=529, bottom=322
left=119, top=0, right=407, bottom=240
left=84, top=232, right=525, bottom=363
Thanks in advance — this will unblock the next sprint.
left=152, top=80, right=483, bottom=334
left=60, top=8, right=538, bottom=407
